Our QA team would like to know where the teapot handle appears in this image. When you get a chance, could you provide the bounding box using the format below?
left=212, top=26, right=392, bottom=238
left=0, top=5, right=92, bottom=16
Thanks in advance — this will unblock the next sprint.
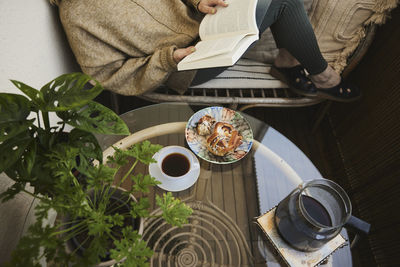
left=344, top=215, right=371, bottom=248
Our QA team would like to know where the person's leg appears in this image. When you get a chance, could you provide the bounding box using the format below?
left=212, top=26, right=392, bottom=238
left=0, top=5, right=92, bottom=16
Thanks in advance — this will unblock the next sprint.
left=260, top=0, right=359, bottom=101
left=192, top=0, right=350, bottom=98
left=274, top=47, right=339, bottom=89
left=261, top=0, right=327, bottom=75
left=190, top=66, right=227, bottom=86
left=255, top=0, right=319, bottom=95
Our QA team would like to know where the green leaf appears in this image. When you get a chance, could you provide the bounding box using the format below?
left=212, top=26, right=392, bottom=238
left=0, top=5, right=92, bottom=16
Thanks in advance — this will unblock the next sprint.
left=30, top=144, right=80, bottom=196
left=4, top=140, right=37, bottom=185
left=124, top=141, right=162, bottom=165
left=81, top=236, right=109, bottom=266
left=6, top=221, right=51, bottom=267
left=44, top=143, right=80, bottom=173
left=130, top=197, right=150, bottom=218
left=0, top=131, right=31, bottom=173
left=87, top=213, right=113, bottom=236
left=23, top=141, right=37, bottom=175
left=57, top=101, right=129, bottom=135
left=110, top=226, right=153, bottom=267
left=69, top=129, right=103, bottom=162
left=106, top=146, right=130, bottom=166
left=36, top=128, right=60, bottom=151
left=28, top=158, right=55, bottom=196
left=34, top=200, right=53, bottom=222
left=5, top=216, right=75, bottom=267
left=156, top=192, right=193, bottom=227
left=85, top=164, right=116, bottom=190
left=131, top=173, right=161, bottom=193
left=0, top=93, right=32, bottom=123
left=0, top=182, right=25, bottom=203
left=10, top=80, right=44, bottom=107
left=40, top=73, right=103, bottom=111
left=0, top=93, right=36, bottom=143
left=67, top=128, right=103, bottom=175
left=0, top=119, right=34, bottom=142
left=108, top=213, right=124, bottom=227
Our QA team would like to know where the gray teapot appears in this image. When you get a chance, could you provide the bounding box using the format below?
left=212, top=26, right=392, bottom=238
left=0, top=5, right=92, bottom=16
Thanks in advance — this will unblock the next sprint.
left=274, top=179, right=370, bottom=252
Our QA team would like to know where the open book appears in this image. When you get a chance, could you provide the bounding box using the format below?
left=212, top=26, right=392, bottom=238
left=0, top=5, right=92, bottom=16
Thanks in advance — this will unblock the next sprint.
left=177, top=0, right=259, bottom=71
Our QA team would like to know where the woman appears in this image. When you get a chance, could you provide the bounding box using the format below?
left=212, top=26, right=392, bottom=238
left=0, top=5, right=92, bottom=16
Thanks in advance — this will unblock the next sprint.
left=53, top=0, right=359, bottom=102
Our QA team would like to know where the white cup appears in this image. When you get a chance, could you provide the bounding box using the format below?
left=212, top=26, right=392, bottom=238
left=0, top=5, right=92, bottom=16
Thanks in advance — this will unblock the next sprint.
left=156, top=146, right=199, bottom=182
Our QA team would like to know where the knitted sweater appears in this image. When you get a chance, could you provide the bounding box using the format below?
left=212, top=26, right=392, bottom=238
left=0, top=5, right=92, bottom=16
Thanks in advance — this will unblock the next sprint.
left=59, top=0, right=203, bottom=95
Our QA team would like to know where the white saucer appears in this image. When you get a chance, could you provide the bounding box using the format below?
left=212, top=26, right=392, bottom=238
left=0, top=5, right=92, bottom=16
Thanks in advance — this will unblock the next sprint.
left=148, top=152, right=200, bottom=192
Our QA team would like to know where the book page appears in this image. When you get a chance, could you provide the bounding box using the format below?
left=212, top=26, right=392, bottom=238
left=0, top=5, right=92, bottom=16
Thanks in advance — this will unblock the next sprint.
left=177, top=34, right=258, bottom=71
left=199, top=0, right=258, bottom=40
left=176, top=0, right=259, bottom=71
left=181, top=34, right=246, bottom=63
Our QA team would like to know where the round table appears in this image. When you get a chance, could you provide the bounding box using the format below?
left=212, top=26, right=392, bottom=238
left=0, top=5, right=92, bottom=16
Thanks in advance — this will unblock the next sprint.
left=96, top=103, right=352, bottom=267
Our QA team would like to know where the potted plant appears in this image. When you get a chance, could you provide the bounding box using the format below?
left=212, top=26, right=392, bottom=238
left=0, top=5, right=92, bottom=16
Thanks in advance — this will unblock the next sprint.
left=5, top=140, right=192, bottom=266
left=0, top=73, right=192, bottom=266
left=0, top=72, right=129, bottom=199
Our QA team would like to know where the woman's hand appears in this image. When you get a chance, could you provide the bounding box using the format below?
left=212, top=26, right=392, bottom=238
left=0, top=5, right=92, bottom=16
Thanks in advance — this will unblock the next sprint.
left=198, top=0, right=228, bottom=14
left=173, top=46, right=196, bottom=63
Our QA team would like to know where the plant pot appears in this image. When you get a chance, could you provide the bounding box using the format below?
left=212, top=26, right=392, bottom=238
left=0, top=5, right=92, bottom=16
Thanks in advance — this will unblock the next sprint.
left=65, top=187, right=144, bottom=267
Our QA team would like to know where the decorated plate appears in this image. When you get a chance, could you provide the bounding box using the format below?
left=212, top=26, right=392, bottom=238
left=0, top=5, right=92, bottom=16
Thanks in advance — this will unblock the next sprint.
left=185, top=106, right=253, bottom=164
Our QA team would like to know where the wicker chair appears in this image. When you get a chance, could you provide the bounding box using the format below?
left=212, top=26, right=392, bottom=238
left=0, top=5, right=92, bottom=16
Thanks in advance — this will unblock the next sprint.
left=135, top=25, right=376, bottom=131
left=140, top=59, right=325, bottom=112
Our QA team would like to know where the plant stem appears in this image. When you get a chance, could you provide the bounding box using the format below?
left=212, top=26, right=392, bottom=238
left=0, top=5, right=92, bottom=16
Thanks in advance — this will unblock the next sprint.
left=118, top=159, right=138, bottom=188
left=106, top=231, right=117, bottom=242
left=22, top=189, right=47, bottom=201
left=56, top=219, right=85, bottom=229
left=36, top=112, right=41, bottom=129
left=100, top=158, right=142, bottom=219
left=71, top=174, right=81, bottom=188
left=105, top=197, right=132, bottom=215
left=62, top=225, right=89, bottom=243
left=86, top=192, right=95, bottom=209
left=102, top=156, right=138, bottom=215
left=51, top=220, right=86, bottom=237
left=42, top=111, right=50, bottom=130
left=103, top=158, right=139, bottom=204
left=70, top=235, right=90, bottom=256
left=59, top=122, right=65, bottom=133
left=36, top=251, right=47, bottom=262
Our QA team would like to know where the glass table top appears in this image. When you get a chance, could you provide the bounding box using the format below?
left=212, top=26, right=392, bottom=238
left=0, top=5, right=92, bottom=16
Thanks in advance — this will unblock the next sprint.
left=96, top=103, right=352, bottom=267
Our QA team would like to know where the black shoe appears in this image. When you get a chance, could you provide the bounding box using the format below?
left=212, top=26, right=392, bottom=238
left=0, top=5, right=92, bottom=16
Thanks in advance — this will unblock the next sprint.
left=316, top=78, right=361, bottom=102
left=270, top=65, right=317, bottom=97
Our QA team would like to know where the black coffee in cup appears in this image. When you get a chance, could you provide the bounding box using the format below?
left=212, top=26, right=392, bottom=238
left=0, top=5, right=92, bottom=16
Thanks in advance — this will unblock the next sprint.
left=161, top=153, right=190, bottom=177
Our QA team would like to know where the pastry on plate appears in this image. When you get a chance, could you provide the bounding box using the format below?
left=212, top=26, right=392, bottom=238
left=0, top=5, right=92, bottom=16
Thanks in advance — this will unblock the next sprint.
left=214, top=122, right=235, bottom=137
left=206, top=123, right=243, bottom=156
left=196, top=115, right=216, bottom=136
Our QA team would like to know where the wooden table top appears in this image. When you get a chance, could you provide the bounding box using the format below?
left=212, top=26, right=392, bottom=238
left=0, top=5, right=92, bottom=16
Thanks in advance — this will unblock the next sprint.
left=96, top=103, right=352, bottom=267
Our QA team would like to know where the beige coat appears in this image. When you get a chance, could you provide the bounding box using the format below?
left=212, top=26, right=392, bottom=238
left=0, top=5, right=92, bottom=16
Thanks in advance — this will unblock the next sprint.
left=59, top=0, right=203, bottom=95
